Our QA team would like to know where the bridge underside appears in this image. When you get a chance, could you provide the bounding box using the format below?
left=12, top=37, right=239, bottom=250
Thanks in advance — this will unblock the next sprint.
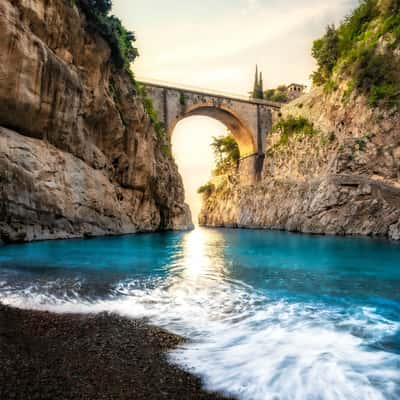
left=185, top=107, right=256, bottom=158
left=141, top=82, right=278, bottom=184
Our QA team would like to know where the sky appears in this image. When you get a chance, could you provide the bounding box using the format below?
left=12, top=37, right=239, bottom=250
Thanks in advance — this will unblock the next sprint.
left=113, top=0, right=359, bottom=221
left=171, top=117, right=226, bottom=220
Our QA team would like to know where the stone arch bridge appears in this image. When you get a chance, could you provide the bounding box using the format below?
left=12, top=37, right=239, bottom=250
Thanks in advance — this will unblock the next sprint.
left=139, top=81, right=281, bottom=184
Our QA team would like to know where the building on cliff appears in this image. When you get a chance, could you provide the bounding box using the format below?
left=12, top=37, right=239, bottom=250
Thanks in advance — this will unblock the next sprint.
left=287, top=83, right=306, bottom=100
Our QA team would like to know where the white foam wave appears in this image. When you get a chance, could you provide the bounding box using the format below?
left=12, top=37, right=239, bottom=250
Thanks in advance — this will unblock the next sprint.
left=0, top=275, right=399, bottom=400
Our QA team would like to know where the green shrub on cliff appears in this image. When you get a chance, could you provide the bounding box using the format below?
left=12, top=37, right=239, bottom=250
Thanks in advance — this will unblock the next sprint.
left=198, top=182, right=215, bottom=197
left=74, top=0, right=168, bottom=152
left=311, top=25, right=339, bottom=86
left=136, top=83, right=166, bottom=139
left=211, top=135, right=240, bottom=176
left=77, top=0, right=139, bottom=69
left=311, top=0, right=400, bottom=107
left=264, top=86, right=290, bottom=103
left=352, top=48, right=399, bottom=106
left=273, top=116, right=317, bottom=147
left=197, top=135, right=239, bottom=196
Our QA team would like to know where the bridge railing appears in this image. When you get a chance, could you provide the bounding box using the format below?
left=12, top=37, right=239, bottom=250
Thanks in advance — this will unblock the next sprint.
left=137, top=77, right=282, bottom=109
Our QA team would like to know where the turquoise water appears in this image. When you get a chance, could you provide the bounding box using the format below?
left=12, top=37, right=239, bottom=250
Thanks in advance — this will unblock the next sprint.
left=0, top=228, right=399, bottom=399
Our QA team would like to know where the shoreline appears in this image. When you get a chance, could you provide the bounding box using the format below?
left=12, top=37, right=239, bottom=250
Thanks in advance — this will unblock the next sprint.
left=0, top=225, right=195, bottom=246
left=0, top=304, right=232, bottom=400
left=2, top=225, right=400, bottom=248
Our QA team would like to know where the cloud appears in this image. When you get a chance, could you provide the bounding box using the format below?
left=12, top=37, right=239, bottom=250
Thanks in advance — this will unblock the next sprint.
left=152, top=1, right=352, bottom=64
left=114, top=0, right=358, bottom=92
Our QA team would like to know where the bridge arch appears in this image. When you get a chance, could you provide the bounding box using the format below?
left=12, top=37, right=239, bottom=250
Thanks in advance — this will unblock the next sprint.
left=140, top=81, right=279, bottom=183
left=169, top=104, right=256, bottom=158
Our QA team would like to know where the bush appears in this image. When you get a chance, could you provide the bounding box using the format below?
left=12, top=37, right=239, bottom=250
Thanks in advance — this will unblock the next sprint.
left=198, top=182, right=215, bottom=196
left=272, top=92, right=289, bottom=103
left=136, top=83, right=166, bottom=139
left=264, top=87, right=289, bottom=103
left=211, top=135, right=240, bottom=176
left=275, top=116, right=316, bottom=136
left=86, top=0, right=112, bottom=14
left=311, top=24, right=339, bottom=85
left=77, top=0, right=139, bottom=69
left=273, top=116, right=317, bottom=146
left=310, top=0, right=400, bottom=108
left=352, top=48, right=399, bottom=106
left=369, top=83, right=397, bottom=106
left=338, top=0, right=378, bottom=54
left=264, top=89, right=275, bottom=100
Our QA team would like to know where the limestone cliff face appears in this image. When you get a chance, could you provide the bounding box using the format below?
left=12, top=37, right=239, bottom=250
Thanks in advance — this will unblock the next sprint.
left=199, top=86, right=400, bottom=240
left=0, top=0, right=192, bottom=243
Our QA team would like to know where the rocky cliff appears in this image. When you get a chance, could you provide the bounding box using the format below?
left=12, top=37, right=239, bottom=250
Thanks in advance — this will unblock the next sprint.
left=199, top=87, right=400, bottom=240
left=199, top=0, right=400, bottom=240
left=0, top=0, right=192, bottom=243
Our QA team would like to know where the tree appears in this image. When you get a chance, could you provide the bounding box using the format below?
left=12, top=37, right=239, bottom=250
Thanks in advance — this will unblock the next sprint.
left=211, top=134, right=240, bottom=176
left=264, top=86, right=289, bottom=103
left=264, top=89, right=275, bottom=100
left=311, top=24, right=339, bottom=85
left=88, top=0, right=112, bottom=15
left=259, top=71, right=264, bottom=97
left=251, top=65, right=264, bottom=99
left=272, top=92, right=289, bottom=103
left=252, top=65, right=259, bottom=98
left=78, top=0, right=139, bottom=69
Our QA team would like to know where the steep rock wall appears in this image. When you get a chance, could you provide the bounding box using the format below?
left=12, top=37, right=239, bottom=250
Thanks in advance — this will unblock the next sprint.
left=0, top=0, right=192, bottom=243
left=199, top=87, right=400, bottom=240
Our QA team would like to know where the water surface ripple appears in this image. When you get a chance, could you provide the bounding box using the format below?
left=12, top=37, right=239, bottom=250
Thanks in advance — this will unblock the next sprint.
left=0, top=228, right=399, bottom=400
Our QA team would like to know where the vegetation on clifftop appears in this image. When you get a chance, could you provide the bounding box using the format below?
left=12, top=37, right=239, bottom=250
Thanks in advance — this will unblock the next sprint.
left=264, top=86, right=290, bottom=103
left=311, top=0, right=400, bottom=107
left=73, top=0, right=170, bottom=153
left=77, top=0, right=139, bottom=70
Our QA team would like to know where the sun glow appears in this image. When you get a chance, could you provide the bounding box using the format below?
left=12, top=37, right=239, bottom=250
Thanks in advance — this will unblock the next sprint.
left=172, top=228, right=227, bottom=286
left=171, top=116, right=226, bottom=222
left=181, top=229, right=209, bottom=279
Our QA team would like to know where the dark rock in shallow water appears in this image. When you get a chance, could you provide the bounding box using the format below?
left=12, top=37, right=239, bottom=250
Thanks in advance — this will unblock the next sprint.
left=0, top=304, right=231, bottom=400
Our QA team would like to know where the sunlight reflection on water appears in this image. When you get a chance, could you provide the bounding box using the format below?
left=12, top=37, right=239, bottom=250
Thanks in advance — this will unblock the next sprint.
left=0, top=228, right=399, bottom=399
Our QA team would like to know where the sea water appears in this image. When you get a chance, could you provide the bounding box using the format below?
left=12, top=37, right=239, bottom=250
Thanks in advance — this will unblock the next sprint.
left=0, top=228, right=399, bottom=400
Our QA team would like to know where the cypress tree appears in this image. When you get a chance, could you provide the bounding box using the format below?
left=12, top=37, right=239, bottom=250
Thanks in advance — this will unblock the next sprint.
left=252, top=65, right=259, bottom=98
left=258, top=71, right=264, bottom=99
left=251, top=65, right=265, bottom=99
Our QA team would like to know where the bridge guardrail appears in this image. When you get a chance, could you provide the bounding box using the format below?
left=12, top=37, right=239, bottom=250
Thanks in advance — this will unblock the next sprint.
left=137, top=77, right=282, bottom=109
